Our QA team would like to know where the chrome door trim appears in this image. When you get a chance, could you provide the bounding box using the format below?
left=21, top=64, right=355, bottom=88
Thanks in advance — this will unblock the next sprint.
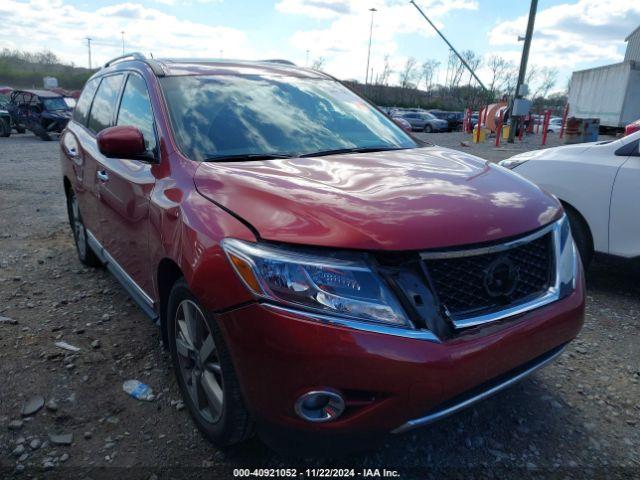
left=391, top=344, right=566, bottom=434
left=86, top=230, right=157, bottom=318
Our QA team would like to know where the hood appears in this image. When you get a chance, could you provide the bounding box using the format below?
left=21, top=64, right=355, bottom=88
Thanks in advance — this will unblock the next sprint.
left=194, top=147, right=562, bottom=251
left=508, top=142, right=593, bottom=162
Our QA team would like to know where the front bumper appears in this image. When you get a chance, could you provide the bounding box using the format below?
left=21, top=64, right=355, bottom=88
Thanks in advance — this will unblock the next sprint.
left=217, top=269, right=584, bottom=435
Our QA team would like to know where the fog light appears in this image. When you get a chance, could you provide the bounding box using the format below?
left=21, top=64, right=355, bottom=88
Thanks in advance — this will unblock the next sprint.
left=294, top=390, right=345, bottom=423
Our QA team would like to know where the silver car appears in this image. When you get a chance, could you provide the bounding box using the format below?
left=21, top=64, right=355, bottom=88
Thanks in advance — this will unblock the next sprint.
left=397, top=111, right=448, bottom=133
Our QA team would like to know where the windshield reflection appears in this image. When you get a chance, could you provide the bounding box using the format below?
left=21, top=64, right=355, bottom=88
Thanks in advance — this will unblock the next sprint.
left=160, top=75, right=416, bottom=161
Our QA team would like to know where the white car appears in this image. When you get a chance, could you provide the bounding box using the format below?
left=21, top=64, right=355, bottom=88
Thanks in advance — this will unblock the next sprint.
left=499, top=131, right=640, bottom=267
left=546, top=118, right=563, bottom=133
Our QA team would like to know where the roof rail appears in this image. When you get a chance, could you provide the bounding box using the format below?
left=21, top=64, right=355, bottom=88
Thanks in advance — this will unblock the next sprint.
left=261, top=59, right=296, bottom=66
left=103, top=52, right=165, bottom=76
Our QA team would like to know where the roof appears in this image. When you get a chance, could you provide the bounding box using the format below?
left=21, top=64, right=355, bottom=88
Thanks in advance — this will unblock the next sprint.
left=13, top=89, right=63, bottom=98
left=625, top=25, right=640, bottom=42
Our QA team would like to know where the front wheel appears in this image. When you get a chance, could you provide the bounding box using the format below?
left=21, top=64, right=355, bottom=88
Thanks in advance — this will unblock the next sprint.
left=67, top=189, right=101, bottom=267
left=423, top=124, right=433, bottom=133
left=565, top=207, right=593, bottom=270
left=168, top=279, right=253, bottom=447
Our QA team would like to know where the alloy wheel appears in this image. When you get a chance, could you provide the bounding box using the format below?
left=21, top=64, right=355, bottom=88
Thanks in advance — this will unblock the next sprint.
left=174, top=299, right=224, bottom=423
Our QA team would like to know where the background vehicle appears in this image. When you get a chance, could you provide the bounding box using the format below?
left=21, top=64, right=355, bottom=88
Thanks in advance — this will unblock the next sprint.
left=0, top=107, right=10, bottom=137
left=391, top=115, right=412, bottom=132
left=547, top=118, right=563, bottom=133
left=8, top=89, right=72, bottom=140
left=625, top=118, right=640, bottom=136
left=428, top=110, right=463, bottom=131
left=61, top=54, right=583, bottom=452
left=500, top=131, right=640, bottom=268
left=396, top=110, right=448, bottom=132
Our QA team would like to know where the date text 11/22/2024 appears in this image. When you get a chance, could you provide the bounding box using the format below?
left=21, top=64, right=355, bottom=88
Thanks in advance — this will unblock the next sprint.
left=233, top=468, right=400, bottom=478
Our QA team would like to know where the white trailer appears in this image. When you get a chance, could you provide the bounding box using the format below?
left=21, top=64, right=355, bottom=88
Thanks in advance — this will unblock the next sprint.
left=567, top=61, right=640, bottom=129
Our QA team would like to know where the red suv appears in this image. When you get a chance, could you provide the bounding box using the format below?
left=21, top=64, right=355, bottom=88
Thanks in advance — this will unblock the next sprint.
left=60, top=54, right=584, bottom=450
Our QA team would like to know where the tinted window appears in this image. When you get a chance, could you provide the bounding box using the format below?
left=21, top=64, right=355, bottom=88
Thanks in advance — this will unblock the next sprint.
left=42, top=97, right=69, bottom=111
left=160, top=75, right=416, bottom=161
left=88, top=74, right=124, bottom=133
left=117, top=74, right=156, bottom=151
left=73, top=78, right=99, bottom=126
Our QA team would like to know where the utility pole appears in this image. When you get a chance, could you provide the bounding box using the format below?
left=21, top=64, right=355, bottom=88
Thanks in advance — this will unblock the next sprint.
left=508, top=0, right=538, bottom=143
left=86, top=37, right=92, bottom=69
left=364, top=7, right=377, bottom=84
left=410, top=0, right=487, bottom=92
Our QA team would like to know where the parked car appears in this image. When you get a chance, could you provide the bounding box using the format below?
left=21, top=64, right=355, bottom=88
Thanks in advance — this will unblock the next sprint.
left=546, top=118, right=563, bottom=133
left=8, top=89, right=72, bottom=140
left=61, top=54, right=584, bottom=452
left=428, top=110, right=463, bottom=131
left=397, top=111, right=448, bottom=132
left=625, top=118, right=640, bottom=136
left=391, top=115, right=412, bottom=132
left=500, top=130, right=640, bottom=268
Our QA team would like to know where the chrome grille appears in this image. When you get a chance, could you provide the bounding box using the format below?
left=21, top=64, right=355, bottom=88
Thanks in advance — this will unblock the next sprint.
left=423, top=232, right=554, bottom=320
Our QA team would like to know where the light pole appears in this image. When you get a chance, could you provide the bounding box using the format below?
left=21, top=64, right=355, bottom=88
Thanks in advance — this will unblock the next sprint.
left=121, top=31, right=125, bottom=55
left=364, top=7, right=377, bottom=84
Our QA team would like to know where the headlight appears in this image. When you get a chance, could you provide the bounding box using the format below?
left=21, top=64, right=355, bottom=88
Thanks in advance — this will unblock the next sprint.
left=498, top=158, right=528, bottom=169
left=556, top=214, right=578, bottom=298
left=222, top=239, right=410, bottom=327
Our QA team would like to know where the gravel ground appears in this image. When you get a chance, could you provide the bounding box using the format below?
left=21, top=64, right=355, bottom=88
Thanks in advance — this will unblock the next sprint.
left=0, top=132, right=639, bottom=479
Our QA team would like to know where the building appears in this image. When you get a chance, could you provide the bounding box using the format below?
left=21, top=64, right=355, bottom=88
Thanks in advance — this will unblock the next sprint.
left=568, top=26, right=640, bottom=129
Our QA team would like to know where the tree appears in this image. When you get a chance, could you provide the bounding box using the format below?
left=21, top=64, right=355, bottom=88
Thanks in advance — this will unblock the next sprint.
left=531, top=67, right=558, bottom=100
left=420, top=59, right=440, bottom=91
left=376, top=54, right=393, bottom=86
left=310, top=57, right=326, bottom=70
left=398, top=57, right=418, bottom=89
left=487, top=55, right=513, bottom=96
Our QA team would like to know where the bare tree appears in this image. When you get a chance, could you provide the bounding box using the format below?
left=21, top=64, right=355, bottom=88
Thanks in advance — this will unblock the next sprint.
left=531, top=67, right=558, bottom=99
left=376, top=54, right=393, bottom=86
left=420, top=59, right=440, bottom=91
left=398, top=57, right=418, bottom=88
left=487, top=55, right=513, bottom=96
left=310, top=57, right=326, bottom=70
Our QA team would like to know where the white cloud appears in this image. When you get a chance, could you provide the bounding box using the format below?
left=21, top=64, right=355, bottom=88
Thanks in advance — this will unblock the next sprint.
left=0, top=0, right=251, bottom=68
left=488, top=0, right=640, bottom=70
left=280, top=0, right=478, bottom=81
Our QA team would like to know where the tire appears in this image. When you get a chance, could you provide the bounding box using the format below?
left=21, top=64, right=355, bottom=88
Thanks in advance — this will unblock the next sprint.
left=0, top=118, right=10, bottom=137
left=168, top=278, right=253, bottom=447
left=33, top=125, right=51, bottom=141
left=423, top=124, right=433, bottom=133
left=565, top=207, right=593, bottom=270
left=67, top=189, right=102, bottom=267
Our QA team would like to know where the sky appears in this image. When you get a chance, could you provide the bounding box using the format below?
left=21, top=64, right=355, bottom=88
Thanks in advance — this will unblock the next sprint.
left=1, top=0, right=639, bottom=92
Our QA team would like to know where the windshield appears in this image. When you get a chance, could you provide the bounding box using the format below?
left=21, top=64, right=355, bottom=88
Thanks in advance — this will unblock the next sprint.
left=42, top=97, right=69, bottom=111
left=160, top=75, right=416, bottom=161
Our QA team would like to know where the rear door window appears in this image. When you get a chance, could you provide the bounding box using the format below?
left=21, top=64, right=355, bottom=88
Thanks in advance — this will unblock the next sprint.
left=87, top=74, right=124, bottom=134
left=73, top=78, right=100, bottom=126
left=116, top=74, right=156, bottom=151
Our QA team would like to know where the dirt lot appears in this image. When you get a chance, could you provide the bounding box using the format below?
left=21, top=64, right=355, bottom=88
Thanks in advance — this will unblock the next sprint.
left=0, top=132, right=639, bottom=479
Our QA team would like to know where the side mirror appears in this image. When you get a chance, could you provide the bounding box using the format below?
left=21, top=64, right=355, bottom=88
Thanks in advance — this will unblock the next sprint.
left=97, top=126, right=155, bottom=162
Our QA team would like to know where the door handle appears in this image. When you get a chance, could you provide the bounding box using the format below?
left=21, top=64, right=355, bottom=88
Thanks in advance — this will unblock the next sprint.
left=97, top=170, right=109, bottom=182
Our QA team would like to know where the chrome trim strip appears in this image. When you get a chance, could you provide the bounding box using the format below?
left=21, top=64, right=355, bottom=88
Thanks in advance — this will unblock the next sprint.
left=419, top=221, right=557, bottom=260
left=262, top=304, right=441, bottom=343
left=391, top=345, right=566, bottom=434
left=422, top=218, right=565, bottom=330
left=86, top=230, right=155, bottom=308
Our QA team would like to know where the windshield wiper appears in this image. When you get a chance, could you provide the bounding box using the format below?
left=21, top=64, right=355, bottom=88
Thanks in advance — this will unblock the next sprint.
left=299, top=146, right=407, bottom=158
left=203, top=153, right=295, bottom=162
